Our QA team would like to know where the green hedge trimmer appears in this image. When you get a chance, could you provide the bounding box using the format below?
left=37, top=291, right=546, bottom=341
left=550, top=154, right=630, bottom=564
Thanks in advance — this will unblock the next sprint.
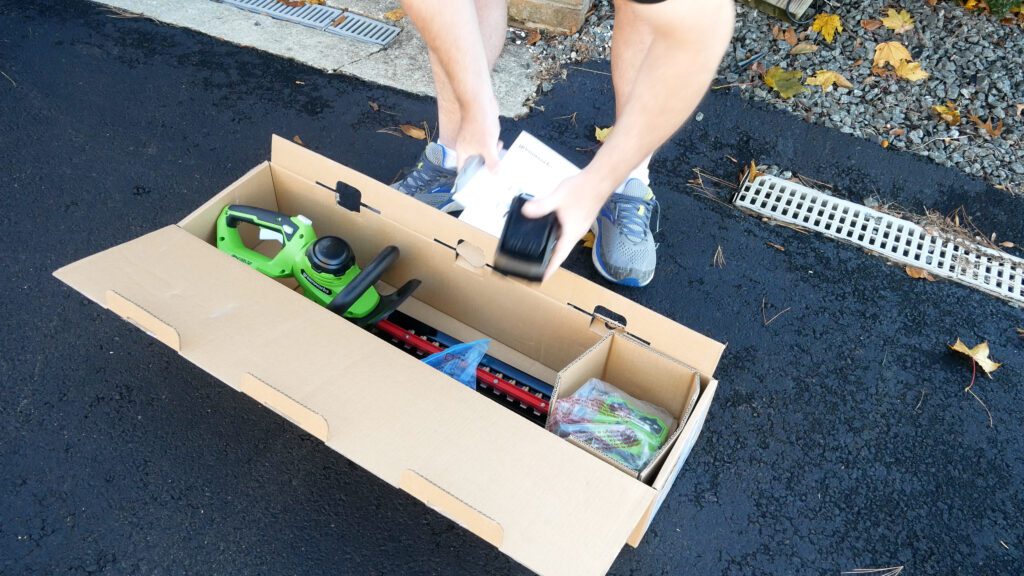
left=216, top=204, right=419, bottom=326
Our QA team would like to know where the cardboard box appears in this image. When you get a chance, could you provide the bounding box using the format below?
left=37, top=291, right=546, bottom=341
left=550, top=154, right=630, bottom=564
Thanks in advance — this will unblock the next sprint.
left=53, top=136, right=725, bottom=576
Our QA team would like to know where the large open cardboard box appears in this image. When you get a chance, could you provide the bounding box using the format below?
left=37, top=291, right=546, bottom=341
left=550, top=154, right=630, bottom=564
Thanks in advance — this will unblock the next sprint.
left=53, top=136, right=725, bottom=576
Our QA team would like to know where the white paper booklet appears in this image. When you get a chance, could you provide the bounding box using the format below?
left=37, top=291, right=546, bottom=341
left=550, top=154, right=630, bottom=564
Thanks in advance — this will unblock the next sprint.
left=452, top=131, right=580, bottom=237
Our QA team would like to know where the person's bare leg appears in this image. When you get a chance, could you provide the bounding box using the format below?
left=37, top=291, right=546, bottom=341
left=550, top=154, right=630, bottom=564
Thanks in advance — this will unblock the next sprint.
left=432, top=0, right=508, bottom=150
left=611, top=0, right=654, bottom=181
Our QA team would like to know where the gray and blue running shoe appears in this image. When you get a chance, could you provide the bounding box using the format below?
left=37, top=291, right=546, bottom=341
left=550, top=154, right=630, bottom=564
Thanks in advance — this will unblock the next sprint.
left=391, top=142, right=461, bottom=212
left=591, top=178, right=659, bottom=287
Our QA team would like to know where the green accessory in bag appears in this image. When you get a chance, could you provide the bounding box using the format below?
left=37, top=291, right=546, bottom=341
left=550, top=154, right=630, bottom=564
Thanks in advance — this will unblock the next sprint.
left=216, top=204, right=419, bottom=325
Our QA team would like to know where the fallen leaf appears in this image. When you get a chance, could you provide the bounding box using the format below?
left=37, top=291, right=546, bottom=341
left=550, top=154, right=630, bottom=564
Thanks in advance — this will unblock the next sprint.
left=811, top=13, right=843, bottom=44
left=881, top=8, right=916, bottom=33
left=746, top=160, right=764, bottom=183
left=292, top=135, right=304, bottom=145
left=526, top=29, right=541, bottom=45
left=771, top=25, right=784, bottom=40
left=1000, top=241, right=1015, bottom=248
left=895, top=60, right=929, bottom=82
left=925, top=0, right=937, bottom=5
left=889, top=127, right=906, bottom=136
left=399, top=124, right=427, bottom=140
left=330, top=14, right=347, bottom=27
left=368, top=100, right=379, bottom=112
left=905, top=265, right=936, bottom=281
left=766, top=242, right=786, bottom=251
left=969, top=114, right=1005, bottom=138
left=383, top=7, right=405, bottom=21
left=594, top=126, right=613, bottom=143
left=581, top=231, right=595, bottom=249
left=763, top=67, right=806, bottom=99
left=805, top=70, right=853, bottom=92
left=784, top=27, right=798, bottom=46
left=949, top=338, right=1002, bottom=376
left=932, top=101, right=961, bottom=125
left=790, top=42, right=819, bottom=55
left=860, top=19, right=883, bottom=30
left=874, top=41, right=913, bottom=67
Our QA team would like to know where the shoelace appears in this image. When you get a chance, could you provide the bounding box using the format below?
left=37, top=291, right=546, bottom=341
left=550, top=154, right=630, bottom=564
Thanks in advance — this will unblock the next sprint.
left=398, top=161, right=453, bottom=194
left=611, top=195, right=660, bottom=242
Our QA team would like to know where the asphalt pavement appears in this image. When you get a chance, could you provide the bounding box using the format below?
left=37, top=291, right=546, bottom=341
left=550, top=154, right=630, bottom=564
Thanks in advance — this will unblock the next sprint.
left=2, top=1, right=1023, bottom=574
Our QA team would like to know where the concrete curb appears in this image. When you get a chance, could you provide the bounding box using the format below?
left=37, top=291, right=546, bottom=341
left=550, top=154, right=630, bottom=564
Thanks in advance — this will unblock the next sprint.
left=91, top=0, right=539, bottom=117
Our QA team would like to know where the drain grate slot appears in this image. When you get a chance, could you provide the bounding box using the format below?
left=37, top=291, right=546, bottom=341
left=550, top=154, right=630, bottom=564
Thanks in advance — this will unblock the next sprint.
left=735, top=174, right=1024, bottom=306
left=217, top=0, right=401, bottom=46
left=325, top=12, right=401, bottom=45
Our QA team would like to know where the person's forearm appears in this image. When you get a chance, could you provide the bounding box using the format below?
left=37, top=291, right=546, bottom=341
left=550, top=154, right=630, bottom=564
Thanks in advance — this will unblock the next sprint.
left=586, top=0, right=734, bottom=190
left=400, top=0, right=498, bottom=119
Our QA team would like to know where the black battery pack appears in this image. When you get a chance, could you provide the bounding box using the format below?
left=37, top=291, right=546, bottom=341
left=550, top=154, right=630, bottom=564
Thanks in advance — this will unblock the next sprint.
left=493, top=194, right=561, bottom=282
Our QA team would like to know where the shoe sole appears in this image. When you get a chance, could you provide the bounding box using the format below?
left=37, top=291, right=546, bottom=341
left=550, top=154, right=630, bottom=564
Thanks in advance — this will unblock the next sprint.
left=590, top=221, right=653, bottom=288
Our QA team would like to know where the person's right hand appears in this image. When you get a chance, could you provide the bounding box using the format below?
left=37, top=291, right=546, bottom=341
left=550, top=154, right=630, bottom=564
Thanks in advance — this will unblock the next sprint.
left=455, top=99, right=502, bottom=172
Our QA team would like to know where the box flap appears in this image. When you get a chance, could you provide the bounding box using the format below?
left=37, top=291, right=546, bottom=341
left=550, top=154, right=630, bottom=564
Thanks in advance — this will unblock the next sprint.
left=54, top=224, right=655, bottom=576
left=270, top=136, right=725, bottom=378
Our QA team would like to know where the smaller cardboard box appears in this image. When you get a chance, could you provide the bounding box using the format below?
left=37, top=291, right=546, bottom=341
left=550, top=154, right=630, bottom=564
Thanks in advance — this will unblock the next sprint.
left=53, top=136, right=725, bottom=576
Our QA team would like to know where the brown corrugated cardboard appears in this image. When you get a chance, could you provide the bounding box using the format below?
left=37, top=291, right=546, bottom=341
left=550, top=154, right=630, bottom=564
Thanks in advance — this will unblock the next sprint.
left=53, top=136, right=725, bottom=576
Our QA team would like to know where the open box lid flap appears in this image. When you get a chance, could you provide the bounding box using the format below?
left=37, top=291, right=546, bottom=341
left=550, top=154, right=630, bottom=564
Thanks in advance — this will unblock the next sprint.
left=54, top=224, right=656, bottom=576
left=271, top=136, right=725, bottom=377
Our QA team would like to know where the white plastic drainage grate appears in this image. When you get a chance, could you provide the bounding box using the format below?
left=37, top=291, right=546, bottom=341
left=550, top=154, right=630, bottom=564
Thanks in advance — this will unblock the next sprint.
left=324, top=12, right=400, bottom=46
left=217, top=0, right=400, bottom=45
left=734, top=174, right=1024, bottom=307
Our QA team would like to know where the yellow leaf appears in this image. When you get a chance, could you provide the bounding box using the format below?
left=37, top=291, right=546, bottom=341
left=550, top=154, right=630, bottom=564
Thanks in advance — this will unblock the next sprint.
left=745, top=160, right=764, bottom=183
left=949, top=338, right=1002, bottom=376
left=805, top=70, right=853, bottom=92
left=811, top=13, right=843, bottom=44
left=905, top=265, right=935, bottom=281
left=763, top=66, right=805, bottom=99
left=594, top=126, right=612, bottom=143
left=874, top=41, right=913, bottom=68
left=895, top=60, right=930, bottom=82
left=399, top=124, right=427, bottom=140
left=932, top=101, right=961, bottom=126
left=881, top=8, right=915, bottom=33
left=383, top=7, right=405, bottom=21
left=790, top=42, right=819, bottom=55
left=581, top=231, right=596, bottom=249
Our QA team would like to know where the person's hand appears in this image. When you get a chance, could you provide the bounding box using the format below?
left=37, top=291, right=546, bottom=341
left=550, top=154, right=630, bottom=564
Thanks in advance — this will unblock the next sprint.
left=521, top=169, right=614, bottom=282
left=455, top=99, right=502, bottom=172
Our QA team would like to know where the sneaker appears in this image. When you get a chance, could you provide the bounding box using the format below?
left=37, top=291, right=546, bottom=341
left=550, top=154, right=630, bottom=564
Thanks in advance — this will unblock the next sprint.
left=391, top=142, right=460, bottom=212
left=591, top=178, right=659, bottom=287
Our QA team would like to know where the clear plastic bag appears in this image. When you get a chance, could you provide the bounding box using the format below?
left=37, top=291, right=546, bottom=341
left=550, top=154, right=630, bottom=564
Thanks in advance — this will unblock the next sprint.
left=549, top=378, right=677, bottom=471
left=422, top=339, right=489, bottom=390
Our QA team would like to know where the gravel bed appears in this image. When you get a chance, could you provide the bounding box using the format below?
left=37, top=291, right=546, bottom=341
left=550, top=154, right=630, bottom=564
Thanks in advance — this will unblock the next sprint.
left=512, top=1, right=1024, bottom=194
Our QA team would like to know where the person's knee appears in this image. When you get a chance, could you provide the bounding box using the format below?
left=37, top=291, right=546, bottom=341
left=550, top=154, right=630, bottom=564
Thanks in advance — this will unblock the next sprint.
left=638, top=0, right=735, bottom=47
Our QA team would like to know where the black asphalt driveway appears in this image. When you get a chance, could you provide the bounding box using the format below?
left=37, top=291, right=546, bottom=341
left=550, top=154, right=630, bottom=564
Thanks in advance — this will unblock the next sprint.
left=2, top=1, right=1023, bottom=574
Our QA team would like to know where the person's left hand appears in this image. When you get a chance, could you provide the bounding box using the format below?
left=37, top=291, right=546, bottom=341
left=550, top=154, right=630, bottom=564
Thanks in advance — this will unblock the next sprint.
left=521, top=169, right=614, bottom=281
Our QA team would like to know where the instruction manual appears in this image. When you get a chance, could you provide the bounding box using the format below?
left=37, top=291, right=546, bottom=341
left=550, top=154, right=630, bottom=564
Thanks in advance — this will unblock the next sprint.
left=453, top=131, right=580, bottom=237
